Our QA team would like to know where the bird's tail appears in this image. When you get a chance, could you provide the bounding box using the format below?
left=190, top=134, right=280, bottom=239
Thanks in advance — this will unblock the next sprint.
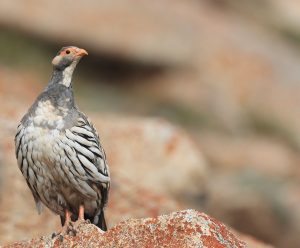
left=84, top=210, right=107, bottom=231
left=94, top=210, right=107, bottom=231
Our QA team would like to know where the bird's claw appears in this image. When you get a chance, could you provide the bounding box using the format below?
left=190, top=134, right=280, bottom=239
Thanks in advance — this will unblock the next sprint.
left=52, top=221, right=75, bottom=239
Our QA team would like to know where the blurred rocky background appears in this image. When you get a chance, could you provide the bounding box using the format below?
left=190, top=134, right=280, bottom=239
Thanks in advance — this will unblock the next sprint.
left=0, top=0, right=300, bottom=247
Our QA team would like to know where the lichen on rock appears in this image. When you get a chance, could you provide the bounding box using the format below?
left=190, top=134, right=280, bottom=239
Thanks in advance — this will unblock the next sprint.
left=5, top=210, right=247, bottom=248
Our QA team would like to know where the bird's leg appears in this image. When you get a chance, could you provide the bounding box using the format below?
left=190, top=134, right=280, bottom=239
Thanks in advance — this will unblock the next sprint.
left=78, top=204, right=85, bottom=221
left=64, top=209, right=71, bottom=226
left=60, top=209, right=72, bottom=233
left=73, top=204, right=86, bottom=230
left=53, top=209, right=72, bottom=238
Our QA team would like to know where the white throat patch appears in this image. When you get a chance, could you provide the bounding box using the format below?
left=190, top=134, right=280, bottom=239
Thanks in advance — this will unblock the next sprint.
left=61, top=62, right=77, bottom=87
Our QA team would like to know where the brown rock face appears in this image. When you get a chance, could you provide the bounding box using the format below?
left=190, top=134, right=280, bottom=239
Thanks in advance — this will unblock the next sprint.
left=5, top=210, right=247, bottom=248
left=93, top=116, right=207, bottom=202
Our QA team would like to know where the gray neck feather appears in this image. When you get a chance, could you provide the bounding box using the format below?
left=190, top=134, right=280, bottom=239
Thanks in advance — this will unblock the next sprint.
left=48, top=70, right=63, bottom=87
left=40, top=63, right=77, bottom=110
left=21, top=62, right=78, bottom=125
left=47, top=62, right=77, bottom=89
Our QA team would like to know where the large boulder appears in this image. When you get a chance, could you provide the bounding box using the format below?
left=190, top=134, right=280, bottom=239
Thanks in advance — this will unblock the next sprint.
left=5, top=210, right=249, bottom=248
left=93, top=116, right=207, bottom=202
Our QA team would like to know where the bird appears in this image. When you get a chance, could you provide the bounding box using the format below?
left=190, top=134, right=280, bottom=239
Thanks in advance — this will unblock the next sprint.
left=14, top=46, right=110, bottom=232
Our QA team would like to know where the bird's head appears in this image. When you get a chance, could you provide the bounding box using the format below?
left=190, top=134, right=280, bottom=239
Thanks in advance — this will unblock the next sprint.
left=52, top=46, right=88, bottom=70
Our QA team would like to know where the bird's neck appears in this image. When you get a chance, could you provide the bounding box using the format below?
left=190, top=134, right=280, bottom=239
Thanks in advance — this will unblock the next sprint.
left=48, top=63, right=77, bottom=88
left=40, top=82, right=75, bottom=111
left=41, top=66, right=76, bottom=110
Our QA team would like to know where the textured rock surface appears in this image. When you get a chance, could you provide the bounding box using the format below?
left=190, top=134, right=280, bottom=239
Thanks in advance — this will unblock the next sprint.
left=5, top=210, right=247, bottom=248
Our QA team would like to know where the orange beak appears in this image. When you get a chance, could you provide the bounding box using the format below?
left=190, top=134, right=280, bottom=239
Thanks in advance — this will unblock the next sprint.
left=75, top=48, right=88, bottom=57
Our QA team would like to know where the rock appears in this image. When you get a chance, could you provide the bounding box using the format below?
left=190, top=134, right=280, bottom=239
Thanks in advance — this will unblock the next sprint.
left=204, top=170, right=300, bottom=247
left=93, top=116, right=207, bottom=203
left=0, top=0, right=198, bottom=66
left=192, top=131, right=300, bottom=247
left=124, top=0, right=300, bottom=148
left=269, top=0, right=300, bottom=28
left=106, top=174, right=182, bottom=226
left=218, top=0, right=300, bottom=40
left=197, top=133, right=298, bottom=178
left=4, top=210, right=247, bottom=248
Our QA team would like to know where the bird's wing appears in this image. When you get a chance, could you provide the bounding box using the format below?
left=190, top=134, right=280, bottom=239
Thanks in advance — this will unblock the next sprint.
left=60, top=112, right=110, bottom=205
left=15, top=113, right=110, bottom=210
left=15, top=123, right=44, bottom=214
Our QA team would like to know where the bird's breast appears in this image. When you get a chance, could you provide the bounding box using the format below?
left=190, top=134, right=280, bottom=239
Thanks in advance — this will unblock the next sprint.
left=31, top=100, right=68, bottom=129
left=22, top=123, right=61, bottom=161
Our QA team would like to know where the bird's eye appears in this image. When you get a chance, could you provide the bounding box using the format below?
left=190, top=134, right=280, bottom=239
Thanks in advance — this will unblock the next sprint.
left=66, top=50, right=70, bottom=54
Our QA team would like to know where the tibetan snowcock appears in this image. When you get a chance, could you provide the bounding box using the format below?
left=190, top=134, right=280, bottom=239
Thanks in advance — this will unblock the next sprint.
left=15, top=46, right=110, bottom=232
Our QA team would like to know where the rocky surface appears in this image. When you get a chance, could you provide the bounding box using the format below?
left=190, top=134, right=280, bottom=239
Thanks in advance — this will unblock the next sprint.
left=5, top=210, right=249, bottom=248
